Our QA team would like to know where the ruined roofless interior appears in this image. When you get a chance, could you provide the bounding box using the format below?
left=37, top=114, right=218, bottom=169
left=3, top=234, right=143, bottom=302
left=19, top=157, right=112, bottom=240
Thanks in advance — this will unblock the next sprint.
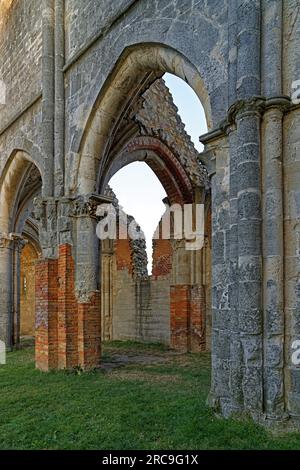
left=1, top=0, right=300, bottom=430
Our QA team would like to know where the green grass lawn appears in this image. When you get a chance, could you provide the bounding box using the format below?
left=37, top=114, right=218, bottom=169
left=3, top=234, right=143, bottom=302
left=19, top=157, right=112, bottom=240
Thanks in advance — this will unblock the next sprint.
left=0, top=341, right=300, bottom=450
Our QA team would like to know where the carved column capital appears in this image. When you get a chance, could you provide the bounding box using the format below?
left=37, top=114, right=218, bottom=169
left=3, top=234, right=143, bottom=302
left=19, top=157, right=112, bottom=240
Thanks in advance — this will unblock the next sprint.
left=0, top=233, right=12, bottom=249
left=33, top=196, right=58, bottom=258
left=228, top=96, right=292, bottom=123
left=11, top=233, right=28, bottom=252
left=228, top=97, right=266, bottom=122
left=0, top=233, right=27, bottom=251
left=73, top=193, right=113, bottom=219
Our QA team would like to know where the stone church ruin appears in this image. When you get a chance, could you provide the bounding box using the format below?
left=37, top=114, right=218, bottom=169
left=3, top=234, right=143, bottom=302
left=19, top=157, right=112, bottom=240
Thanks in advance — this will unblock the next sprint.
left=1, top=0, right=300, bottom=427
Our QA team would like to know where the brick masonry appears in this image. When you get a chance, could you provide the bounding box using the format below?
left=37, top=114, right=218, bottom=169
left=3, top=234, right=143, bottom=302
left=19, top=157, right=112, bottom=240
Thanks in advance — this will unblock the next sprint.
left=35, top=244, right=101, bottom=371
left=170, top=284, right=205, bottom=352
left=105, top=211, right=207, bottom=352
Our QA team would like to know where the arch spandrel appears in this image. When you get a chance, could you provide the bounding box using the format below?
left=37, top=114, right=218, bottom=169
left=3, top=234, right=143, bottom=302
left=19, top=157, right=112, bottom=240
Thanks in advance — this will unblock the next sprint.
left=0, top=149, right=43, bottom=234
left=71, top=44, right=213, bottom=195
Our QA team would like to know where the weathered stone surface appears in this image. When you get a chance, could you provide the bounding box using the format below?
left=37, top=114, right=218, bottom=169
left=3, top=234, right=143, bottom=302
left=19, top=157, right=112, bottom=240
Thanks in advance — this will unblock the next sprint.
left=0, top=0, right=300, bottom=427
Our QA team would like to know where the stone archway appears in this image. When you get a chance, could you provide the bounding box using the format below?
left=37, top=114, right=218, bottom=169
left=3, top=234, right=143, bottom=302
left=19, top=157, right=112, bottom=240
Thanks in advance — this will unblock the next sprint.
left=72, top=57, right=211, bottom=355
left=0, top=149, right=43, bottom=351
left=100, top=123, right=210, bottom=351
left=72, top=44, right=212, bottom=196
left=80, top=70, right=210, bottom=356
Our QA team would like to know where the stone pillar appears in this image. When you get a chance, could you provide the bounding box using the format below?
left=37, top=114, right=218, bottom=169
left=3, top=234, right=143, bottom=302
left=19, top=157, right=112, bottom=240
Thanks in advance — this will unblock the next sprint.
left=227, top=0, right=241, bottom=411
left=262, top=0, right=282, bottom=97
left=262, top=106, right=286, bottom=418
left=228, top=125, right=244, bottom=412
left=261, top=0, right=285, bottom=421
left=0, top=235, right=14, bottom=350
left=54, top=0, right=65, bottom=197
left=236, top=102, right=263, bottom=416
left=0, top=234, right=27, bottom=350
left=12, top=235, right=27, bottom=348
left=201, top=138, right=232, bottom=415
left=234, top=0, right=263, bottom=418
left=42, top=0, right=55, bottom=197
left=201, top=109, right=264, bottom=418
left=228, top=0, right=237, bottom=107
left=236, top=0, right=261, bottom=99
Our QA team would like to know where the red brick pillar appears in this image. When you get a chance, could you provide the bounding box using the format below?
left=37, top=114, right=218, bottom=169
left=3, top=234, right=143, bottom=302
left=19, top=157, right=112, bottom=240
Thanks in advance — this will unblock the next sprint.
left=170, top=284, right=205, bottom=353
left=57, top=244, right=78, bottom=369
left=35, top=245, right=101, bottom=371
left=35, top=259, right=58, bottom=371
left=78, top=292, right=101, bottom=369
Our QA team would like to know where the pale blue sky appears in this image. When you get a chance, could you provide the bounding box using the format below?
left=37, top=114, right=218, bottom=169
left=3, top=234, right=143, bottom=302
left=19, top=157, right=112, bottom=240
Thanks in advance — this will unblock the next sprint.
left=109, top=73, right=207, bottom=272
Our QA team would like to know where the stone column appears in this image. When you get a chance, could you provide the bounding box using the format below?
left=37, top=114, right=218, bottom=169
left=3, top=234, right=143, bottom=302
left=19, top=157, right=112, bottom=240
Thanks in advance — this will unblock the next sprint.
left=262, top=105, right=286, bottom=418
left=42, top=0, right=55, bottom=197
left=0, top=234, right=27, bottom=350
left=236, top=0, right=261, bottom=99
left=262, top=0, right=282, bottom=97
left=236, top=102, right=263, bottom=416
left=0, top=235, right=14, bottom=350
left=228, top=0, right=237, bottom=107
left=235, top=0, right=263, bottom=418
left=54, top=0, right=65, bottom=197
left=261, top=0, right=286, bottom=420
left=12, top=235, right=27, bottom=348
left=228, top=125, right=244, bottom=412
left=201, top=138, right=232, bottom=415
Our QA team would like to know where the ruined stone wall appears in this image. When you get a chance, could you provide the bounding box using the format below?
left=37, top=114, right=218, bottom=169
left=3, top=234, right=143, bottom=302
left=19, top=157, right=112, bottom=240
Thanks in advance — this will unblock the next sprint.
left=64, top=0, right=134, bottom=59
left=1, top=0, right=300, bottom=425
left=0, top=0, right=42, bottom=133
left=112, top=237, right=137, bottom=341
left=64, top=0, right=229, bottom=192
left=0, top=0, right=43, bottom=229
left=109, top=212, right=209, bottom=350
left=110, top=223, right=172, bottom=345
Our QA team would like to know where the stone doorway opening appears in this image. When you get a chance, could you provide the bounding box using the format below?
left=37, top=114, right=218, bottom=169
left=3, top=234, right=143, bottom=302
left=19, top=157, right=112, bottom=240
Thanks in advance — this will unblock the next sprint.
left=0, top=150, right=43, bottom=352
left=98, top=74, right=212, bottom=354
